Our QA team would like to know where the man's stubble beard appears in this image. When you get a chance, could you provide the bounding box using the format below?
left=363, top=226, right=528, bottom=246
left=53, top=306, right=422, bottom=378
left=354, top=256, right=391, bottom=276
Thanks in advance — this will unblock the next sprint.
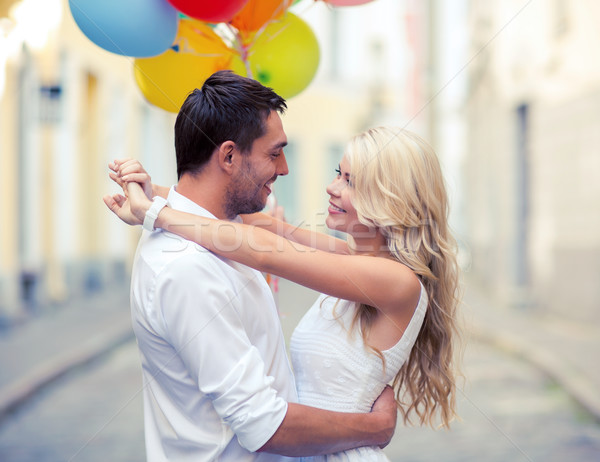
left=223, top=169, right=266, bottom=219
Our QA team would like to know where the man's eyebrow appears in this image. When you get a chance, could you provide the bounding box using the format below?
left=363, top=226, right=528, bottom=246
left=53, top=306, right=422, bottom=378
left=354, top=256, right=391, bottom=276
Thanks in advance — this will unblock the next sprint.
left=275, top=141, right=288, bottom=149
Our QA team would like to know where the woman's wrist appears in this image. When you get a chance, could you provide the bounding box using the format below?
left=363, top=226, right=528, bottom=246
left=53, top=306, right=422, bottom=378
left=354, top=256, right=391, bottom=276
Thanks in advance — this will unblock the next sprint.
left=142, top=196, right=168, bottom=231
left=154, top=207, right=168, bottom=230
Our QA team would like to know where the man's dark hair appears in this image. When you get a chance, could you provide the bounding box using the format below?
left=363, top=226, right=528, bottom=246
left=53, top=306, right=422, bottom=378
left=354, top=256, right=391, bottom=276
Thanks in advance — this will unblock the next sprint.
left=174, top=70, right=287, bottom=179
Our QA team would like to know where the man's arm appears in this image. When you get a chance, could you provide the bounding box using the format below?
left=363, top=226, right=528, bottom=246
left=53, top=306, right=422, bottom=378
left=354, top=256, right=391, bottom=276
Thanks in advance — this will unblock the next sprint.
left=259, top=387, right=397, bottom=457
left=156, top=254, right=397, bottom=458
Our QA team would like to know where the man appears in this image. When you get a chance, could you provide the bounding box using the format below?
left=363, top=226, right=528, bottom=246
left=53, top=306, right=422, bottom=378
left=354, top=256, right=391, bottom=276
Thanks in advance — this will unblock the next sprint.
left=107, top=71, right=396, bottom=461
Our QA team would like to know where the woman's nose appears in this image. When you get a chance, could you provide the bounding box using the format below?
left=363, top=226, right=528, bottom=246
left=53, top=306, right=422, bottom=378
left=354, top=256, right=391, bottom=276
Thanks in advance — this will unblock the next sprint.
left=326, top=177, right=344, bottom=196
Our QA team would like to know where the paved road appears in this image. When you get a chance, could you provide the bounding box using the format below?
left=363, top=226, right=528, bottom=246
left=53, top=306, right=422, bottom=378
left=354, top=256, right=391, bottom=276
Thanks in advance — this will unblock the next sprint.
left=1, top=338, right=599, bottom=461
left=0, top=343, right=146, bottom=462
left=1, top=281, right=599, bottom=461
left=384, top=340, right=600, bottom=461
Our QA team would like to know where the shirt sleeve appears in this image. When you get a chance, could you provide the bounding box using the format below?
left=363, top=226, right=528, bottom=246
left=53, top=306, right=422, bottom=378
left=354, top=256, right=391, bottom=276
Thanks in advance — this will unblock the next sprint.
left=154, top=253, right=288, bottom=451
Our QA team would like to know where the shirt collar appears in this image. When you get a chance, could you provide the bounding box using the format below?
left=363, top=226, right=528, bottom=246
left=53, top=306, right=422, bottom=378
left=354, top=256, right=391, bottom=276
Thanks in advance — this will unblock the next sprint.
left=166, top=185, right=242, bottom=223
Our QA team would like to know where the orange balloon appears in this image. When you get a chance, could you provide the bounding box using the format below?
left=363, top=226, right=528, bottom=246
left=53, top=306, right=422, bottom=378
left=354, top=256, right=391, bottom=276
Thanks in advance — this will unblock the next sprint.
left=230, top=0, right=293, bottom=32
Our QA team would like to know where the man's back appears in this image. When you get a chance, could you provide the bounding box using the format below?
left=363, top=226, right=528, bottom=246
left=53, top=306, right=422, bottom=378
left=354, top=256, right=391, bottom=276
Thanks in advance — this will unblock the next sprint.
left=130, top=187, right=296, bottom=461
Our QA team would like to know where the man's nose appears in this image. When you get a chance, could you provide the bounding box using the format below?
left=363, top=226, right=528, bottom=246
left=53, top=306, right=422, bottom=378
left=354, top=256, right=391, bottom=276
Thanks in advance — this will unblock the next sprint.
left=278, top=153, right=289, bottom=176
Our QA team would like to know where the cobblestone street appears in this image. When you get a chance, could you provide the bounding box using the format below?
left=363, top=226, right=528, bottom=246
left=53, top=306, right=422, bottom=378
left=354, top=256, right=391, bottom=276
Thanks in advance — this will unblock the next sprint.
left=1, top=336, right=599, bottom=461
left=0, top=281, right=599, bottom=461
left=0, top=343, right=145, bottom=462
left=384, top=340, right=600, bottom=461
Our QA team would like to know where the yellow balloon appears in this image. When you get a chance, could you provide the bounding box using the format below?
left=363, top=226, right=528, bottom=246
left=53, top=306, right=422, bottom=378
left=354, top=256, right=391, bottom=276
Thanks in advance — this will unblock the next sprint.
left=230, top=54, right=250, bottom=77
left=134, top=20, right=233, bottom=112
left=232, top=12, right=319, bottom=99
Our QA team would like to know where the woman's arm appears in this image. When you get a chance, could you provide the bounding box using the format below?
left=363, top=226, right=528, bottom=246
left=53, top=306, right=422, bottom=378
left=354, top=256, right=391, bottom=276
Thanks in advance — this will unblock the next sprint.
left=109, top=158, right=347, bottom=254
left=163, top=210, right=414, bottom=314
left=241, top=212, right=349, bottom=255
left=104, top=182, right=418, bottom=317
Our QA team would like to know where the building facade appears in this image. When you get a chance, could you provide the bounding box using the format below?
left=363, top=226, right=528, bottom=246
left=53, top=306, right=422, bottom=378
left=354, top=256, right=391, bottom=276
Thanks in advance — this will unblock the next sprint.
left=279, top=0, right=433, bottom=229
left=464, top=0, right=600, bottom=321
left=1, top=0, right=440, bottom=322
left=0, top=0, right=176, bottom=321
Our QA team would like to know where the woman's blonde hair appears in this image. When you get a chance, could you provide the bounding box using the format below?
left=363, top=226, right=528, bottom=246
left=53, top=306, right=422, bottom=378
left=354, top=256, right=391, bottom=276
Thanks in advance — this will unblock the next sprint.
left=345, top=127, right=461, bottom=429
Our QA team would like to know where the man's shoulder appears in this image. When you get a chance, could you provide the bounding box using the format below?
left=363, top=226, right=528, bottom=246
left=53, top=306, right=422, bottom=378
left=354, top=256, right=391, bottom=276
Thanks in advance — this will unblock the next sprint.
left=136, top=230, right=233, bottom=279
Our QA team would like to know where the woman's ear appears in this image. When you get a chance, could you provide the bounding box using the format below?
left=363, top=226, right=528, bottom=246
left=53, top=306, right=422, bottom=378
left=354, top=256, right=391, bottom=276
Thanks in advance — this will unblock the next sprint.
left=217, top=140, right=237, bottom=174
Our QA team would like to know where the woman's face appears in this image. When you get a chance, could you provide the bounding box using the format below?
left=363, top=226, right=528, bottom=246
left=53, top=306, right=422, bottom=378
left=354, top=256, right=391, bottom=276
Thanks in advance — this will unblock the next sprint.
left=325, top=156, right=368, bottom=236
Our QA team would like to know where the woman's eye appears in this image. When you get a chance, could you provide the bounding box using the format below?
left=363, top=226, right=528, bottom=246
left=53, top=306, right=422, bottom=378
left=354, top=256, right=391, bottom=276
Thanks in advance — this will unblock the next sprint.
left=335, top=168, right=341, bottom=177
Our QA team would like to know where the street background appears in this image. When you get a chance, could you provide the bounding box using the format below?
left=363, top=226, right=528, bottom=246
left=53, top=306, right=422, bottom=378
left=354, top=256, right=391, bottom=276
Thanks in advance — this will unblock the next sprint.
left=0, top=279, right=599, bottom=461
left=1, top=0, right=600, bottom=460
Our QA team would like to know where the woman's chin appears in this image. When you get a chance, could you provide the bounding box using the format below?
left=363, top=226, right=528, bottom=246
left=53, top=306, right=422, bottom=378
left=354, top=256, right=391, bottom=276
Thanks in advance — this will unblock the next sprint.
left=325, top=217, right=341, bottom=233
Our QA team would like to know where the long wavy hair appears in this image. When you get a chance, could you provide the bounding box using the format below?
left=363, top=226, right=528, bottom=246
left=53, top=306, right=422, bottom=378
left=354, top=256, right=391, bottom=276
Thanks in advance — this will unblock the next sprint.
left=344, top=127, right=461, bottom=429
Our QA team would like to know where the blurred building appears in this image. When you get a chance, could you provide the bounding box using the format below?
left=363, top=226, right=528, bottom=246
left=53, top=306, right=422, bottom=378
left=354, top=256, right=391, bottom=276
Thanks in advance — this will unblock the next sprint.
left=0, top=0, right=176, bottom=322
left=278, top=0, right=435, bottom=229
left=464, top=0, right=600, bottom=321
left=0, top=0, right=453, bottom=323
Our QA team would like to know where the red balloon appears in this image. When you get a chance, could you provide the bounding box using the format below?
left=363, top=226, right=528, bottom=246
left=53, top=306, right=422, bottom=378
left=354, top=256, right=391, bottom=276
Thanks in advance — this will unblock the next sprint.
left=167, top=0, right=250, bottom=23
left=324, top=0, right=375, bottom=5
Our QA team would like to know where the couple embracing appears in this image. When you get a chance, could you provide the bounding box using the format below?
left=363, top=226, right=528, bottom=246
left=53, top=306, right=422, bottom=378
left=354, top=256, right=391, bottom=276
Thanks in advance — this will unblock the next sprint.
left=104, top=70, right=460, bottom=462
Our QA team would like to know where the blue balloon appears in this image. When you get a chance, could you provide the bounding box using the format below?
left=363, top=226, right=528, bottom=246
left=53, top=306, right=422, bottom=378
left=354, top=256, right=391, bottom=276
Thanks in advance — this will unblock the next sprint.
left=69, top=0, right=178, bottom=57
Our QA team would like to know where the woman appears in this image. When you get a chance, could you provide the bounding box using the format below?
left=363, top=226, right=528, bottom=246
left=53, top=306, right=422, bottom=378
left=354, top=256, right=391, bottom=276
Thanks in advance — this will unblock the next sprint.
left=105, top=127, right=461, bottom=461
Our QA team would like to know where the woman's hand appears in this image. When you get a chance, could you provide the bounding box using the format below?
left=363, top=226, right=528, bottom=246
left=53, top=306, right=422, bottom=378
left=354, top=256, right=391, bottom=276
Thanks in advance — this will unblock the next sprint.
left=109, top=158, right=153, bottom=199
left=264, top=194, right=286, bottom=222
left=106, top=158, right=152, bottom=226
left=104, top=175, right=154, bottom=227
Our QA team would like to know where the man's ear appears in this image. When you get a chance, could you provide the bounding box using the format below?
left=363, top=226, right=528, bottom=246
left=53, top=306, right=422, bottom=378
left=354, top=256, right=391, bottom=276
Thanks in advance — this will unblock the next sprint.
left=217, top=140, right=237, bottom=175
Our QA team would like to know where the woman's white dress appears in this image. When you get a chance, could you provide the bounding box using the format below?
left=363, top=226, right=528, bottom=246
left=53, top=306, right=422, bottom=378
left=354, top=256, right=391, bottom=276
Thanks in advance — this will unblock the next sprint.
left=289, top=283, right=428, bottom=462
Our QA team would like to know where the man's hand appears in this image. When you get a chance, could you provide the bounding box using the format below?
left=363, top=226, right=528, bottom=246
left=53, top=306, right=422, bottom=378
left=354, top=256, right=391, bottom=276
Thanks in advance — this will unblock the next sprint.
left=371, top=385, right=397, bottom=449
left=109, top=158, right=153, bottom=199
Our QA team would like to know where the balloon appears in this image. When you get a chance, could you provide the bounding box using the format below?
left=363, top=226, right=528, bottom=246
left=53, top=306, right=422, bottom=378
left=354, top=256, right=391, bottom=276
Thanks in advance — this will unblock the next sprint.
left=231, top=0, right=293, bottom=32
left=324, top=0, right=375, bottom=5
left=232, top=12, right=319, bottom=99
left=134, top=21, right=234, bottom=112
left=167, top=0, right=249, bottom=23
left=68, top=0, right=178, bottom=57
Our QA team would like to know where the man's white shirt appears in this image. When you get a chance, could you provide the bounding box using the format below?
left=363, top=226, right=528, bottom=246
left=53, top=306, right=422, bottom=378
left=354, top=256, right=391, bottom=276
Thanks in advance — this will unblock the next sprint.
left=130, top=186, right=297, bottom=461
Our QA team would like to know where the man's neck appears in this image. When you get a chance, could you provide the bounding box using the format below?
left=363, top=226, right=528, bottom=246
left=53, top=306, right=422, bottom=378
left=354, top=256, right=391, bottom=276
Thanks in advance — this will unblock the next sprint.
left=176, top=173, right=228, bottom=219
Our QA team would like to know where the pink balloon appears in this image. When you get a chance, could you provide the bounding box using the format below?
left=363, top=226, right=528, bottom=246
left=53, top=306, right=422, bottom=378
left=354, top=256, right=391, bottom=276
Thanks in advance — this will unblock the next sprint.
left=324, top=0, right=375, bottom=6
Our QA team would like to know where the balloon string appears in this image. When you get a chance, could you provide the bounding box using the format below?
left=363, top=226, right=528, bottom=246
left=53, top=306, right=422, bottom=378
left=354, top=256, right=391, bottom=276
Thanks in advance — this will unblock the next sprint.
left=227, top=2, right=295, bottom=76
left=221, top=23, right=252, bottom=78
left=175, top=28, right=224, bottom=52
left=245, top=3, right=289, bottom=50
left=243, top=21, right=290, bottom=61
left=243, top=46, right=253, bottom=78
left=170, top=25, right=237, bottom=63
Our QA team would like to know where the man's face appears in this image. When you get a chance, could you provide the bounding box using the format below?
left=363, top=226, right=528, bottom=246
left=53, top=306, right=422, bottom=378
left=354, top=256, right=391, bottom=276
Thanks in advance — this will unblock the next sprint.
left=224, top=111, right=289, bottom=218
